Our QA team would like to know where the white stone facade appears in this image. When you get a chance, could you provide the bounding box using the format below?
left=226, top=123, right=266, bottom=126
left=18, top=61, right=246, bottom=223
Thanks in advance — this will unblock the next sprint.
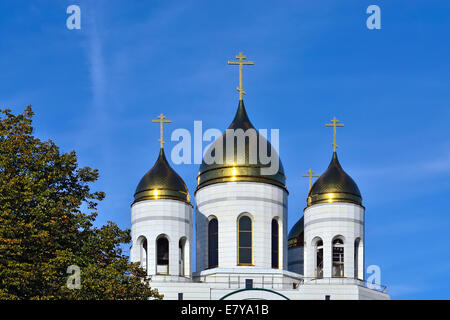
left=130, top=184, right=389, bottom=300
left=195, top=181, right=288, bottom=271
left=303, top=202, right=364, bottom=280
left=149, top=276, right=389, bottom=300
left=130, top=199, right=193, bottom=281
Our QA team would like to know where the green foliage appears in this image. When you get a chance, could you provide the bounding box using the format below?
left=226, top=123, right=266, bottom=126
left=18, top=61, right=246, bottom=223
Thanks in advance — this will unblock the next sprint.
left=0, top=106, right=162, bottom=300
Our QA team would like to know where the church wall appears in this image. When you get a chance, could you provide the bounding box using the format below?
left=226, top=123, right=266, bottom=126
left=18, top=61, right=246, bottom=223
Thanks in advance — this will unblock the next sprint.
left=303, top=202, right=364, bottom=279
left=293, top=283, right=387, bottom=300
left=130, top=199, right=193, bottom=279
left=194, top=267, right=302, bottom=290
left=195, top=182, right=288, bottom=272
left=149, top=279, right=389, bottom=300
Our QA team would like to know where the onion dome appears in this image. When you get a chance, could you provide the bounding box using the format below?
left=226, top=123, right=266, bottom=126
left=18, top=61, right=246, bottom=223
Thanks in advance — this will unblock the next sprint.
left=134, top=148, right=191, bottom=205
left=196, top=100, right=286, bottom=192
left=307, top=152, right=362, bottom=207
left=288, top=216, right=304, bottom=248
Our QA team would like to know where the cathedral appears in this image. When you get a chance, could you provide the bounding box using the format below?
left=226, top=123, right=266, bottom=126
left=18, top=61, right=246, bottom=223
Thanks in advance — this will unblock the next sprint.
left=129, top=53, right=389, bottom=300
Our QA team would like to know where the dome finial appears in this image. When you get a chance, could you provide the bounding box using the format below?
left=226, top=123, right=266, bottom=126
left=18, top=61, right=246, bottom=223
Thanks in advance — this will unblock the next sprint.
left=325, top=117, right=344, bottom=152
left=227, top=52, right=254, bottom=100
left=152, top=113, right=172, bottom=149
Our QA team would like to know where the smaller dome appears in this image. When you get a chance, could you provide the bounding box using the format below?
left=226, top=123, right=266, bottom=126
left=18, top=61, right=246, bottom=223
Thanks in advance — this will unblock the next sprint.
left=134, top=148, right=191, bottom=205
left=307, top=152, right=362, bottom=207
left=288, top=216, right=304, bottom=248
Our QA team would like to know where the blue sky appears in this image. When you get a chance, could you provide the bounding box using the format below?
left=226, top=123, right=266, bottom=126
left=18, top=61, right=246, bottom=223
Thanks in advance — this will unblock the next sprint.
left=1, top=0, right=450, bottom=299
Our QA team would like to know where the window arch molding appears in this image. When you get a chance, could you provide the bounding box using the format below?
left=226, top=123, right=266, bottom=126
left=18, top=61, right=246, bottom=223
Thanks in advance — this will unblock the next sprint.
left=311, top=236, right=323, bottom=247
left=156, top=233, right=171, bottom=242
left=208, top=215, right=218, bottom=221
left=236, top=212, right=254, bottom=221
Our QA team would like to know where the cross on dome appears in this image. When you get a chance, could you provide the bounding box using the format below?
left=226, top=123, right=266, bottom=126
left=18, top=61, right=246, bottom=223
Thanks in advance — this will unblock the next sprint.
left=152, top=113, right=172, bottom=149
left=325, top=117, right=344, bottom=152
left=227, top=52, right=254, bottom=100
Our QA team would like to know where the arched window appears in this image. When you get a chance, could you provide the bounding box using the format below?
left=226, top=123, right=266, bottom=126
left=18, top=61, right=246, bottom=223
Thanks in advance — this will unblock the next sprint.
left=332, top=238, right=344, bottom=277
left=271, top=219, right=279, bottom=269
left=238, top=215, right=252, bottom=265
left=208, top=218, right=218, bottom=268
left=179, top=238, right=186, bottom=276
left=156, top=236, right=169, bottom=275
left=138, top=236, right=148, bottom=273
left=354, top=238, right=360, bottom=279
left=315, top=239, right=323, bottom=279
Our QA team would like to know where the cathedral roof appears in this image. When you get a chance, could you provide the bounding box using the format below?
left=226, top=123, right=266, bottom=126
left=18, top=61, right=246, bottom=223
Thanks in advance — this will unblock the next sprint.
left=288, top=216, right=304, bottom=248
left=134, top=148, right=191, bottom=205
left=307, top=151, right=362, bottom=207
left=195, top=99, right=286, bottom=192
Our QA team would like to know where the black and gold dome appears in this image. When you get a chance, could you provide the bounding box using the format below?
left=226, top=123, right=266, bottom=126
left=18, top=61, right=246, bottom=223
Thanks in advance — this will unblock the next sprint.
left=288, top=217, right=304, bottom=248
left=134, top=148, right=191, bottom=205
left=307, top=152, right=362, bottom=207
left=196, top=100, right=286, bottom=192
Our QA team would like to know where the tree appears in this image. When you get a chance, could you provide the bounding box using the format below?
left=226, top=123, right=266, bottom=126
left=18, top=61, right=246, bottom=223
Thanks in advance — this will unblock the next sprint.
left=0, top=106, right=162, bottom=300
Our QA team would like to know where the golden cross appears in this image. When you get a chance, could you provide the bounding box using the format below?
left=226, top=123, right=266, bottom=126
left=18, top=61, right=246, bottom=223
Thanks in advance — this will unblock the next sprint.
left=152, top=113, right=172, bottom=148
left=228, top=52, right=254, bottom=100
left=302, top=169, right=319, bottom=190
left=325, top=117, right=344, bottom=152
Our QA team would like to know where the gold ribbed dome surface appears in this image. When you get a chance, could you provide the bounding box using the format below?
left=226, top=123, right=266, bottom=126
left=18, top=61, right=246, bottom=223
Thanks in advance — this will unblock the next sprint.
left=196, top=100, right=286, bottom=192
left=307, top=152, right=362, bottom=207
left=134, top=148, right=191, bottom=205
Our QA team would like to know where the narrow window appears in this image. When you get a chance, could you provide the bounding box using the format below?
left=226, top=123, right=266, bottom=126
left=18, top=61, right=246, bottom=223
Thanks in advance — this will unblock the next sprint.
left=354, top=238, right=360, bottom=279
left=208, top=218, right=218, bottom=268
left=332, top=238, right=344, bottom=277
left=140, top=237, right=148, bottom=273
left=271, top=219, right=279, bottom=268
left=238, top=215, right=252, bottom=265
left=245, top=279, right=253, bottom=289
left=156, top=236, right=169, bottom=275
left=179, top=238, right=185, bottom=276
left=316, top=239, right=323, bottom=279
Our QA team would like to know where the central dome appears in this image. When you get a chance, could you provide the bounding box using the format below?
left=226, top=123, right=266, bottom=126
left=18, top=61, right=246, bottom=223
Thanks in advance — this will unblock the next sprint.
left=196, top=100, right=286, bottom=192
